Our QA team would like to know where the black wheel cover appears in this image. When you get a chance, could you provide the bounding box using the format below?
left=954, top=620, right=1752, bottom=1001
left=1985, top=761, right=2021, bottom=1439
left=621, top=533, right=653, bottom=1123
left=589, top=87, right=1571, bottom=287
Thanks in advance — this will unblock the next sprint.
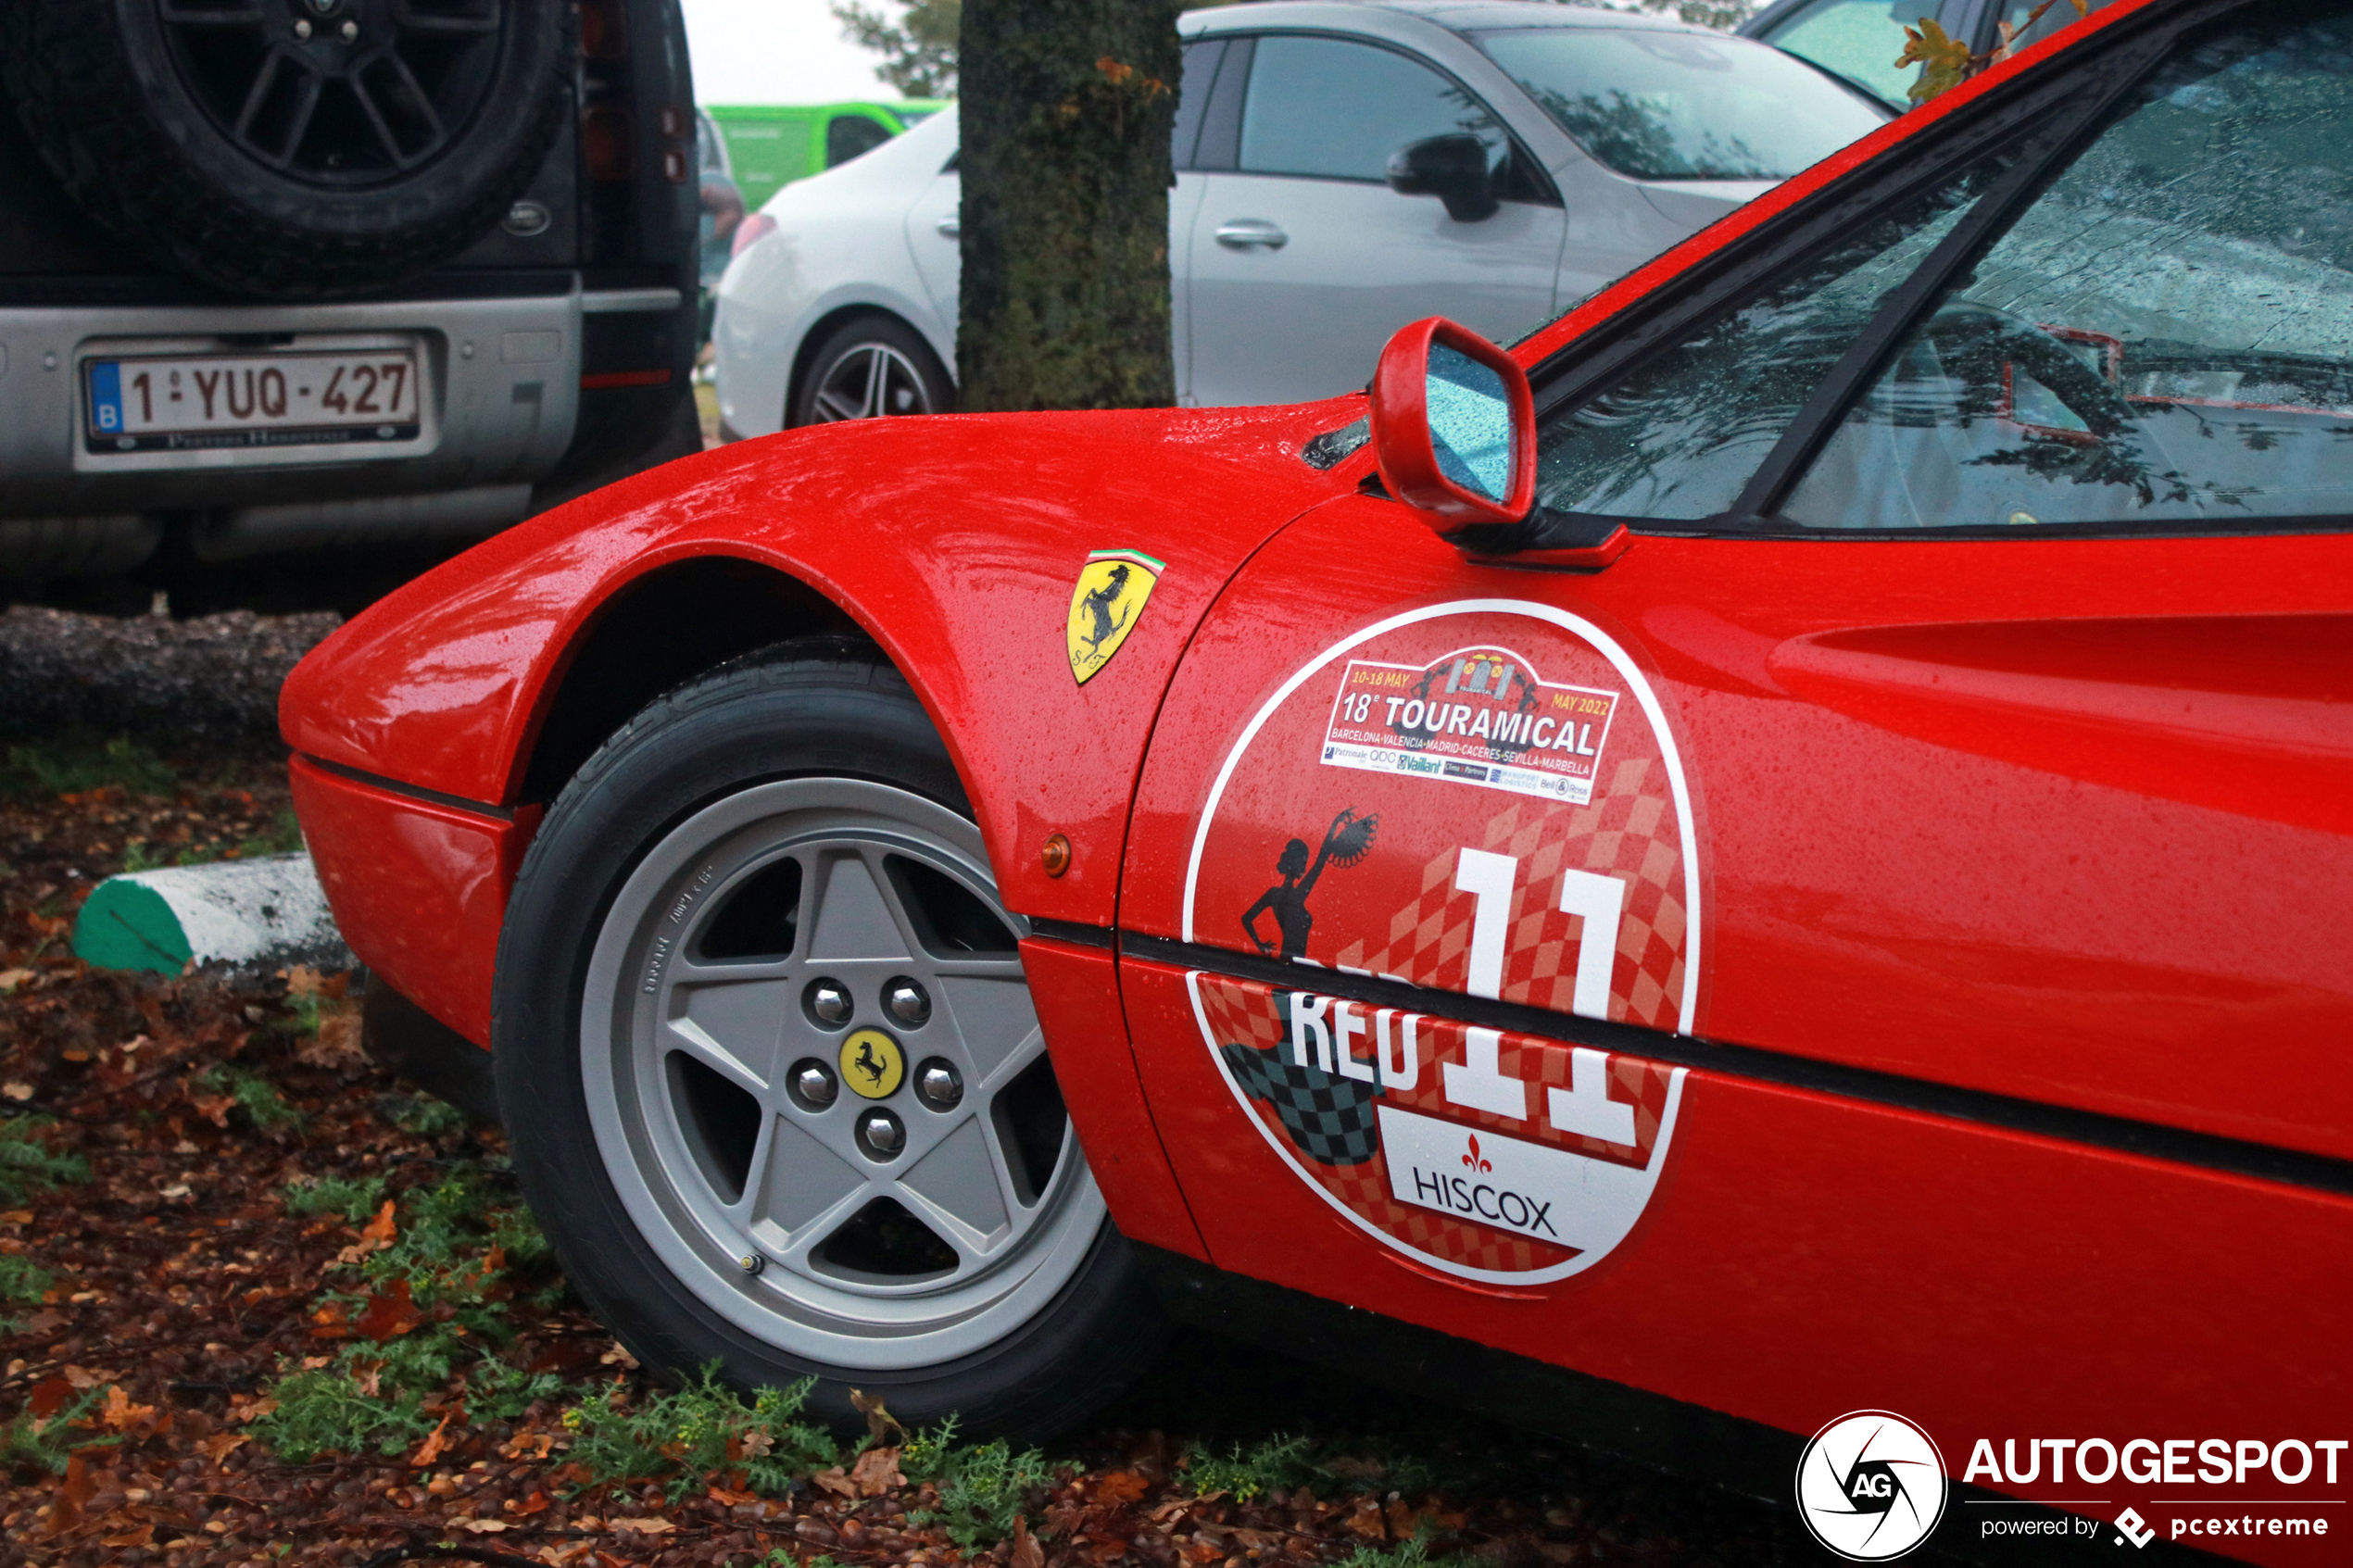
left=0, top=0, right=571, bottom=297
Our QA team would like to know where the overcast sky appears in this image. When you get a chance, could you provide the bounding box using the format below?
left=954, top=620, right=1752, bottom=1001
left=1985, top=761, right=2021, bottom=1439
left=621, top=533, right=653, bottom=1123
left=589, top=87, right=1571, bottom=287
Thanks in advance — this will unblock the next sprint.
left=681, top=0, right=898, bottom=106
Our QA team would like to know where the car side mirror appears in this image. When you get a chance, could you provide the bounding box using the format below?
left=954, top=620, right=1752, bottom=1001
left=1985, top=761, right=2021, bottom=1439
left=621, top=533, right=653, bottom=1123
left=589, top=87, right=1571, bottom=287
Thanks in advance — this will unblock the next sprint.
left=1368, top=317, right=1534, bottom=533
left=1386, top=133, right=1500, bottom=223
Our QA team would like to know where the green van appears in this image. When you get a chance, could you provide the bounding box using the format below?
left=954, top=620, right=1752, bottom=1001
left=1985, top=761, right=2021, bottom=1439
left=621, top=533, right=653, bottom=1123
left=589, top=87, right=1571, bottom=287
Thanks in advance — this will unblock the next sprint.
left=704, top=102, right=948, bottom=209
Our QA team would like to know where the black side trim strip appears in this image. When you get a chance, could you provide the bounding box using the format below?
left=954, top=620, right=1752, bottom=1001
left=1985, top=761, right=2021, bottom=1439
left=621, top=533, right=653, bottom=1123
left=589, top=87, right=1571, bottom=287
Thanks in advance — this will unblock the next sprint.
left=1132, top=1246, right=2222, bottom=1568
left=299, top=754, right=517, bottom=822
left=1027, top=917, right=1113, bottom=951
left=1118, top=933, right=2353, bottom=1200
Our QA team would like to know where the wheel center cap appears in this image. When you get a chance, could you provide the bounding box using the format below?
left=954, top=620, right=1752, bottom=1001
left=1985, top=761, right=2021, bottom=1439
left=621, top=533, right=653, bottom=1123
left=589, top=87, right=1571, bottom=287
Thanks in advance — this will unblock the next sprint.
left=839, top=1029, right=906, bottom=1099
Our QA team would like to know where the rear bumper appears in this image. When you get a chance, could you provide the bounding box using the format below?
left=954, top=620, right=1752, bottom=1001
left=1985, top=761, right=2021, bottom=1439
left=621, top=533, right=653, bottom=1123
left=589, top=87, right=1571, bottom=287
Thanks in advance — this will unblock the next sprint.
left=0, top=291, right=587, bottom=520
left=289, top=754, right=539, bottom=1047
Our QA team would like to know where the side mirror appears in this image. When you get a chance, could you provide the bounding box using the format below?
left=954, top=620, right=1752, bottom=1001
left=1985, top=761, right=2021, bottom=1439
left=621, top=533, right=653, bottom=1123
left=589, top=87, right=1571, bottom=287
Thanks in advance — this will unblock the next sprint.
left=1386, top=133, right=1500, bottom=224
left=1368, top=317, right=1534, bottom=533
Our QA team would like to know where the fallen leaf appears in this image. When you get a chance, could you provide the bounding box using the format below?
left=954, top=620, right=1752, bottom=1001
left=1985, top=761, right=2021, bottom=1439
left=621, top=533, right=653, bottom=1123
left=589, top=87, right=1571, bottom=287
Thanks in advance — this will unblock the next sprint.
left=849, top=1386, right=908, bottom=1444
left=851, top=1444, right=905, bottom=1497
left=188, top=1093, right=237, bottom=1129
left=283, top=965, right=327, bottom=998
left=226, top=1396, right=277, bottom=1424
left=197, top=1433, right=250, bottom=1463
left=61, top=1365, right=104, bottom=1390
left=409, top=1410, right=455, bottom=1468
left=501, top=1431, right=556, bottom=1460
left=356, top=1279, right=425, bottom=1340
left=1013, top=1513, right=1046, bottom=1568
left=46, top=1451, right=94, bottom=1535
left=100, top=1385, right=157, bottom=1431
left=608, top=1517, right=676, bottom=1535
left=459, top=1518, right=512, bottom=1534
left=1095, top=1470, right=1148, bottom=1505
left=101, top=1524, right=156, bottom=1549
left=296, top=1009, right=366, bottom=1069
left=812, top=1466, right=859, bottom=1499
left=0, top=970, right=33, bottom=994
left=335, top=1198, right=397, bottom=1266
left=597, top=1340, right=639, bottom=1368
left=1, top=1082, right=30, bottom=1101
left=535, top=1545, right=596, bottom=1566
left=28, top=1377, right=77, bottom=1417
left=512, top=1490, right=552, bottom=1517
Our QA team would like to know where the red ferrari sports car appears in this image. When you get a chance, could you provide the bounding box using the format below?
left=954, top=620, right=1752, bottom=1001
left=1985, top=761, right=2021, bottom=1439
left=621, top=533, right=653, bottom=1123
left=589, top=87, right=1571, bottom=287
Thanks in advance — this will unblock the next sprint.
left=285, top=0, right=2349, bottom=1560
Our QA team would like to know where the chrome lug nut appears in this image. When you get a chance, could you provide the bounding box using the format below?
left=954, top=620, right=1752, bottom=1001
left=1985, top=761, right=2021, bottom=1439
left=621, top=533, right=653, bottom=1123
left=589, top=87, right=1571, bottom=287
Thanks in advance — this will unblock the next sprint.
left=914, top=1058, right=963, bottom=1111
left=885, top=977, right=931, bottom=1027
left=789, top=1059, right=838, bottom=1110
left=806, top=977, right=853, bottom=1026
left=855, top=1109, right=906, bottom=1160
left=737, top=1252, right=764, bottom=1275
left=294, top=18, right=311, bottom=37
left=340, top=19, right=359, bottom=39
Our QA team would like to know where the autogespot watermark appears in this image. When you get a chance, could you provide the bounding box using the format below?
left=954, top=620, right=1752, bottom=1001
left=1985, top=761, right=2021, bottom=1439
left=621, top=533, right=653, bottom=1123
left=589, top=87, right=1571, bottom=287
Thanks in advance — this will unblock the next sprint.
left=1960, top=1436, right=2347, bottom=1548
left=1796, top=1411, right=1949, bottom=1561
left=1798, top=1415, right=2349, bottom=1555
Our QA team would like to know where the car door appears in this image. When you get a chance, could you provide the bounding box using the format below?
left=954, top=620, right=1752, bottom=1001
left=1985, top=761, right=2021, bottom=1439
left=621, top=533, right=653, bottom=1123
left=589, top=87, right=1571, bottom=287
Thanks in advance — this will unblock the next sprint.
left=1184, top=33, right=1567, bottom=408
left=1112, top=0, right=2351, bottom=1482
left=1746, top=0, right=1976, bottom=107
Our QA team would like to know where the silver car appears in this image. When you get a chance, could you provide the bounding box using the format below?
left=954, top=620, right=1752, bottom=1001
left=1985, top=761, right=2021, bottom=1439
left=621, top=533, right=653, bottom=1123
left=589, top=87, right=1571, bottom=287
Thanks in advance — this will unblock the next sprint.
left=714, top=0, right=1888, bottom=435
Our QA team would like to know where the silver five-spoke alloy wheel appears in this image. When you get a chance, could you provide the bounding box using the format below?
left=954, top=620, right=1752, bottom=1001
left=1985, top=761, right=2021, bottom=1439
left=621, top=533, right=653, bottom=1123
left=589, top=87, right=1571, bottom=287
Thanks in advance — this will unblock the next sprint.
left=581, top=777, right=1103, bottom=1371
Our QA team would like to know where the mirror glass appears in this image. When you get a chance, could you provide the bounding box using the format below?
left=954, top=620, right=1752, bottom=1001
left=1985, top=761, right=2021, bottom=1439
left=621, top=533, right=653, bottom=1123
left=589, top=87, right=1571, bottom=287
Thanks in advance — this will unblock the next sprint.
left=1427, top=344, right=1514, bottom=501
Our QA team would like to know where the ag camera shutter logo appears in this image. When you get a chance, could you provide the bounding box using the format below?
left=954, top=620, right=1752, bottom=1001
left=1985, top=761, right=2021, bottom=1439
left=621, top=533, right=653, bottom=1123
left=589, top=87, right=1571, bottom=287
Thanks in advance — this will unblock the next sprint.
left=1796, top=1411, right=1949, bottom=1561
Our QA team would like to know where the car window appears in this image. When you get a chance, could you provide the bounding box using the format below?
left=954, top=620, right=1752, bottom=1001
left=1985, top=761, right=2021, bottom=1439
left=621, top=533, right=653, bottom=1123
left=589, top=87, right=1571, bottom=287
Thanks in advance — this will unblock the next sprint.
left=1474, top=26, right=1885, bottom=182
left=1784, top=6, right=2353, bottom=531
left=825, top=114, right=891, bottom=168
left=1174, top=39, right=1225, bottom=169
left=1237, top=35, right=1511, bottom=183
left=1531, top=151, right=2019, bottom=521
left=1756, top=0, right=1931, bottom=107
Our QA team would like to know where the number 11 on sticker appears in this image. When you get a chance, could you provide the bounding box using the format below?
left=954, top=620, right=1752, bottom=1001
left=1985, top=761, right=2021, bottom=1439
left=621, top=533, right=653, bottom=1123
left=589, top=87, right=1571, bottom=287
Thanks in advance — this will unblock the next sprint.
left=1442, top=847, right=1633, bottom=1144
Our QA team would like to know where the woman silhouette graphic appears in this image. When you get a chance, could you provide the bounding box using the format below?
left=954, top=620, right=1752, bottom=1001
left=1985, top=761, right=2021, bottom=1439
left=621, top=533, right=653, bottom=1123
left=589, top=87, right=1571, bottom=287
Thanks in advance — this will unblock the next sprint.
left=1241, top=808, right=1378, bottom=960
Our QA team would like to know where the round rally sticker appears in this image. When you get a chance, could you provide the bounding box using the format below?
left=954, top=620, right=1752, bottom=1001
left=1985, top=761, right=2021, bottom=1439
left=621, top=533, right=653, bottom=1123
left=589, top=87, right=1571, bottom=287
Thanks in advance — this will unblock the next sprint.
left=1181, top=601, right=1700, bottom=1285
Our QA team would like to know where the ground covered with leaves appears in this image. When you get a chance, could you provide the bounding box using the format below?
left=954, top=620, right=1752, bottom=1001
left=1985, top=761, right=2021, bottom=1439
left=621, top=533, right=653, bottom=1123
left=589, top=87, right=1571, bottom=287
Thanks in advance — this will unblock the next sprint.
left=0, top=721, right=1845, bottom=1568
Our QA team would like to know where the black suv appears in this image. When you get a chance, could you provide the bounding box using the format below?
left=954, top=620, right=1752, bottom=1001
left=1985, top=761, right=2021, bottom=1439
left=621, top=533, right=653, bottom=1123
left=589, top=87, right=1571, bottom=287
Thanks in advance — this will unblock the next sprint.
left=0, top=0, right=699, bottom=595
left=1743, top=0, right=2124, bottom=109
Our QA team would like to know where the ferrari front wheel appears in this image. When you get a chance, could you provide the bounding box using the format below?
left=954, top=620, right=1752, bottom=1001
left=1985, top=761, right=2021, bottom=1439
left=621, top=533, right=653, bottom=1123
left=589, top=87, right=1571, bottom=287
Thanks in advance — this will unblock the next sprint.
left=494, top=642, right=1164, bottom=1439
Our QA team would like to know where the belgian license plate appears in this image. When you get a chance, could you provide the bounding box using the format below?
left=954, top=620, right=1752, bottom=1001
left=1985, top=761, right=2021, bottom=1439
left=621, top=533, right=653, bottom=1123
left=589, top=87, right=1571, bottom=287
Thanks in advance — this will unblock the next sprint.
left=84, top=346, right=422, bottom=453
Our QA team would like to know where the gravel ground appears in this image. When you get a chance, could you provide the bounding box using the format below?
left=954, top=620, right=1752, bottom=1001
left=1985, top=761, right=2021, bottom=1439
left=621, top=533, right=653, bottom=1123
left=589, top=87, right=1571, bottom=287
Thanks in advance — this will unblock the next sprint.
left=0, top=607, right=340, bottom=756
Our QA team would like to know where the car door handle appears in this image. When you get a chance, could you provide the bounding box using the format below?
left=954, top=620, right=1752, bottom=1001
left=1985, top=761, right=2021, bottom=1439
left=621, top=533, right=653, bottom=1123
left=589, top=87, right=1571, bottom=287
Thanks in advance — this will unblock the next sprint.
left=935, top=215, right=960, bottom=237
left=1214, top=220, right=1288, bottom=250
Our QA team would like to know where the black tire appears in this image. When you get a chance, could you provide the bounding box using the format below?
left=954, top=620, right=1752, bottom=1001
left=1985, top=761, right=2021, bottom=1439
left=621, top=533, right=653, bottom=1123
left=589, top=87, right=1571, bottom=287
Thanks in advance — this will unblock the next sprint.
left=0, top=0, right=569, bottom=299
left=493, top=640, right=1166, bottom=1440
left=791, top=313, right=957, bottom=427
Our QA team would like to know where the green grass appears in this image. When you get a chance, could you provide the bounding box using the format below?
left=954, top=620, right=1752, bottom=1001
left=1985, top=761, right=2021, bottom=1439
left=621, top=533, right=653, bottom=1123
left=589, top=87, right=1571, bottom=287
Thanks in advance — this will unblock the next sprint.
left=905, top=1420, right=1058, bottom=1549
left=0, top=734, right=178, bottom=800
left=0, top=1387, right=100, bottom=1475
left=386, top=1095, right=469, bottom=1139
left=562, top=1366, right=839, bottom=1500
left=1185, top=1434, right=1316, bottom=1503
left=0, top=1252, right=52, bottom=1305
left=0, top=1117, right=90, bottom=1207
left=123, top=807, right=307, bottom=872
left=193, top=1064, right=308, bottom=1134
left=281, top=1173, right=388, bottom=1223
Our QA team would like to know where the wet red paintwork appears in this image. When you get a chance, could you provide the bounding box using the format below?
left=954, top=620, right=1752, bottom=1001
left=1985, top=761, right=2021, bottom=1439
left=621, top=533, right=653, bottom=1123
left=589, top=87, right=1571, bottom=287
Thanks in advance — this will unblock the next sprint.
left=1119, top=950, right=2350, bottom=1559
left=289, top=757, right=538, bottom=1044
left=1019, top=937, right=1207, bottom=1262
left=280, top=4, right=2347, bottom=1560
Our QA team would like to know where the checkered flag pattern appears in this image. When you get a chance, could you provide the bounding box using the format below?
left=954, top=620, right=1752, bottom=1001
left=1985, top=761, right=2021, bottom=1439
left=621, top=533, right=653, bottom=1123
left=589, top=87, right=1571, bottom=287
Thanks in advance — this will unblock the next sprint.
left=1199, top=974, right=1667, bottom=1274
left=1219, top=1026, right=1383, bottom=1168
left=1332, top=757, right=1688, bottom=1030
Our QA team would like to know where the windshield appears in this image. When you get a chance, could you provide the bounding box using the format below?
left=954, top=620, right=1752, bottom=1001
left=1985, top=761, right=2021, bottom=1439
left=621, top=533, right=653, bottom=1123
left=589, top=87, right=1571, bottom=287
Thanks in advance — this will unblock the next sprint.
left=1473, top=26, right=1887, bottom=181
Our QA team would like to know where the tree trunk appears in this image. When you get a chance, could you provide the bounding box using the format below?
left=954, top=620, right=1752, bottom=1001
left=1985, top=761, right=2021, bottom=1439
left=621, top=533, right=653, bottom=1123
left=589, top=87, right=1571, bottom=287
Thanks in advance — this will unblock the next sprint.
left=957, top=0, right=1181, bottom=412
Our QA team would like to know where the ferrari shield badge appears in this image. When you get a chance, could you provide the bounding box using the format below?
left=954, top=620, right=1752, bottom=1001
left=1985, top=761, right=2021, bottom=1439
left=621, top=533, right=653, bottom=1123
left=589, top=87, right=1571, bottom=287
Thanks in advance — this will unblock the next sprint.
left=1066, top=548, right=1162, bottom=684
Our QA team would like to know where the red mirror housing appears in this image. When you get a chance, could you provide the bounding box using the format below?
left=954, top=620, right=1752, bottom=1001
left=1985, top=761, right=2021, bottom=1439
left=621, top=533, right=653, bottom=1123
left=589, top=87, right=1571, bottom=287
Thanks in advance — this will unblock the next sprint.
left=1368, top=316, right=1536, bottom=532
